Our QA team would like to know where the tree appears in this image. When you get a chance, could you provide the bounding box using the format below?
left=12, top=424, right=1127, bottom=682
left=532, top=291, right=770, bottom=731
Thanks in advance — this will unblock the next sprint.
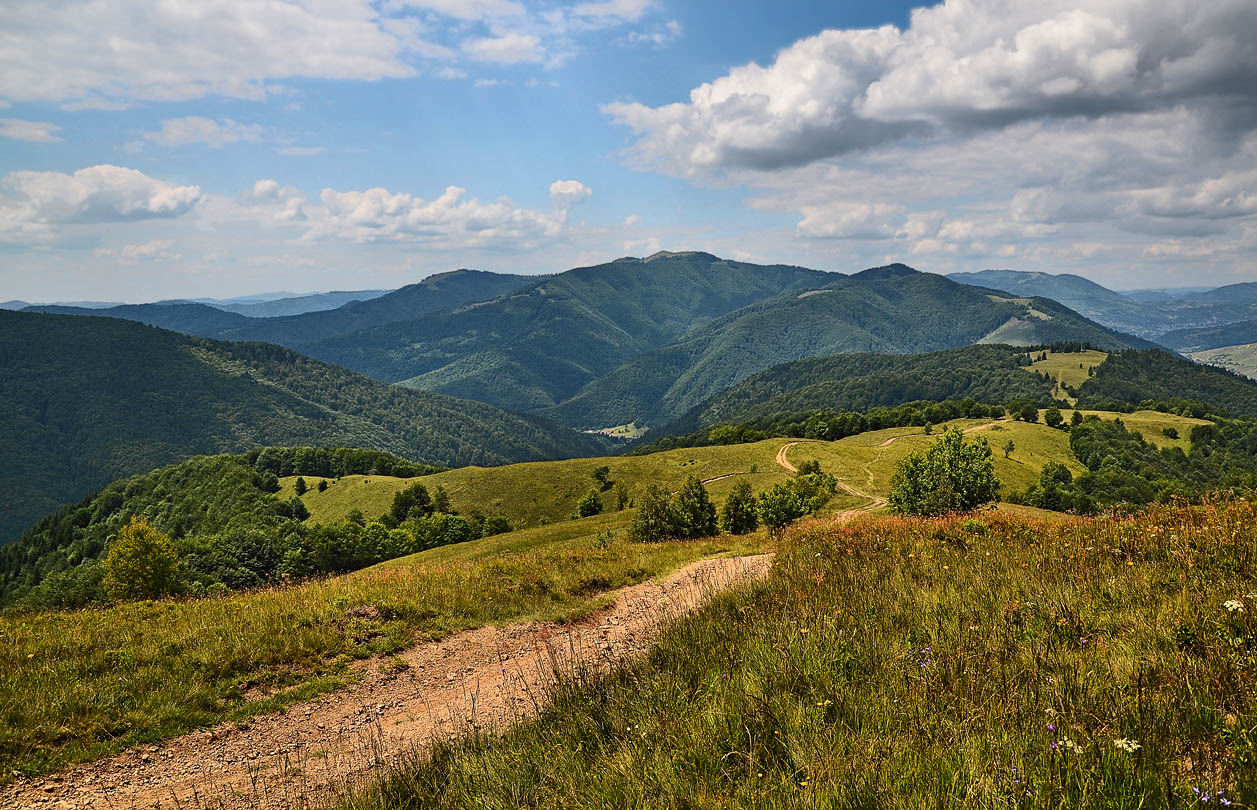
left=614, top=482, right=630, bottom=511
left=1044, top=406, right=1064, bottom=429
left=671, top=475, right=717, bottom=539
left=1020, top=404, right=1040, bottom=423
left=758, top=483, right=806, bottom=536
left=796, top=459, right=822, bottom=476
left=1003, top=439, right=1015, bottom=459
left=1071, top=410, right=1084, bottom=427
left=293, top=476, right=308, bottom=496
left=482, top=515, right=512, bottom=536
left=1041, top=461, right=1073, bottom=486
left=591, top=465, right=612, bottom=491
left=317, top=479, right=329, bottom=492
left=102, top=517, right=182, bottom=601
left=576, top=488, right=604, bottom=518
left=888, top=427, right=1000, bottom=516
left=628, top=485, right=678, bottom=543
left=386, top=482, right=432, bottom=528
left=432, top=485, right=453, bottom=514
left=720, top=480, right=759, bottom=535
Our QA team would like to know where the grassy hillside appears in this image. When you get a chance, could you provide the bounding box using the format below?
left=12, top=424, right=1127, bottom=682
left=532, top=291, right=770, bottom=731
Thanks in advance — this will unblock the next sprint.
left=0, top=310, right=604, bottom=541
left=1030, top=349, right=1108, bottom=403
left=1161, top=318, right=1257, bottom=352
left=950, top=269, right=1164, bottom=337
left=313, top=252, right=830, bottom=411
left=345, top=500, right=1257, bottom=809
left=1191, top=343, right=1257, bottom=380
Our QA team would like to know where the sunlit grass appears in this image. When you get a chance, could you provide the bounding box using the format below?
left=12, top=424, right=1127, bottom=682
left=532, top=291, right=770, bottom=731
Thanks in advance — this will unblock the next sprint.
left=344, top=499, right=1257, bottom=809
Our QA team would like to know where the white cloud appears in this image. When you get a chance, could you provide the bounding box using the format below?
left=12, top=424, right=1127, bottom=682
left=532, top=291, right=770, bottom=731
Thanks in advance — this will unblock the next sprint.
left=624, top=19, right=681, bottom=46
left=307, top=183, right=572, bottom=248
left=94, top=239, right=182, bottom=262
left=435, top=66, right=469, bottom=80
left=0, top=165, right=202, bottom=243
left=277, top=146, right=329, bottom=157
left=0, top=0, right=417, bottom=103
left=796, top=202, right=904, bottom=239
left=462, top=32, right=543, bottom=63
left=0, top=118, right=62, bottom=142
left=59, top=98, right=129, bottom=111
left=569, top=0, right=653, bottom=27
left=142, top=117, right=267, bottom=148
left=623, top=214, right=641, bottom=227
left=606, top=0, right=1257, bottom=174
left=397, top=0, right=526, bottom=21
left=550, top=179, right=593, bottom=207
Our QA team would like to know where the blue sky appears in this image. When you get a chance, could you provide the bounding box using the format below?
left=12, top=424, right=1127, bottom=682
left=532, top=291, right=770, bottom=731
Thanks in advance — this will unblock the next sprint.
left=1, top=0, right=1254, bottom=302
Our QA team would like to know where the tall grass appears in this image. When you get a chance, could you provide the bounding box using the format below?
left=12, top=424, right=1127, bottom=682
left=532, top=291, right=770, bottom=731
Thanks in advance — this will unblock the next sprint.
left=0, top=521, right=760, bottom=781
left=344, top=500, right=1257, bottom=808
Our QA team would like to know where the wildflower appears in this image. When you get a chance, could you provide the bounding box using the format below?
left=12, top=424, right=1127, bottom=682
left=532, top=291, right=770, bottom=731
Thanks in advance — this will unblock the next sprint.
left=1047, top=724, right=1056, bottom=733
left=1059, top=738, right=1082, bottom=754
left=1113, top=738, right=1141, bottom=753
left=1223, top=600, right=1244, bottom=613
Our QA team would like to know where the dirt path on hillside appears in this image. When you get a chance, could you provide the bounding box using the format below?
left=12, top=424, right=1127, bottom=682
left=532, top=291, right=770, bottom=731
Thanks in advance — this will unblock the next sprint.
left=7, top=555, right=772, bottom=810
left=875, top=419, right=1005, bottom=447
left=775, top=441, right=887, bottom=512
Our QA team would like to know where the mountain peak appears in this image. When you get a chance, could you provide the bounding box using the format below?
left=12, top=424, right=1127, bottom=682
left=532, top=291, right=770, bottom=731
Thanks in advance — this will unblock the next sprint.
left=643, top=250, right=720, bottom=263
left=852, top=263, right=920, bottom=281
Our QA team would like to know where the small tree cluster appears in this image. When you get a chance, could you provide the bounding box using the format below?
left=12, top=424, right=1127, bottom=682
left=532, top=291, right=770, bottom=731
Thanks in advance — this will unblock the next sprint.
left=627, top=476, right=717, bottom=542
left=719, top=480, right=759, bottom=534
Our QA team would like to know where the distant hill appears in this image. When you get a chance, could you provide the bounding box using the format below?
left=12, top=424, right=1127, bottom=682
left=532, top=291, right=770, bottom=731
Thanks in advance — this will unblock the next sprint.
left=1159, top=319, right=1257, bottom=352
left=1074, top=349, right=1257, bottom=418
left=315, top=252, right=831, bottom=410
left=545, top=266, right=1151, bottom=430
left=23, top=270, right=536, bottom=348
left=0, top=310, right=605, bottom=542
left=197, top=289, right=390, bottom=318
left=950, top=270, right=1257, bottom=339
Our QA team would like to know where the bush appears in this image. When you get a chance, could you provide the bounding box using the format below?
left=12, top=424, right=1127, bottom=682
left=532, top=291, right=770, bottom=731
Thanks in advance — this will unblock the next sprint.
left=102, top=517, right=182, bottom=601
left=576, top=489, right=604, bottom=518
left=482, top=515, right=512, bottom=536
left=294, top=476, right=308, bottom=496
left=1044, top=407, right=1064, bottom=428
left=719, top=480, right=759, bottom=535
left=757, top=483, right=805, bottom=536
left=628, top=485, right=679, bottom=543
left=888, top=427, right=1000, bottom=516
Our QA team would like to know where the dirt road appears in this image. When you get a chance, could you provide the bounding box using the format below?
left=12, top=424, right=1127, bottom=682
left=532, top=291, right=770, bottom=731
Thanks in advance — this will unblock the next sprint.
left=774, top=440, right=887, bottom=513
left=7, top=555, right=772, bottom=810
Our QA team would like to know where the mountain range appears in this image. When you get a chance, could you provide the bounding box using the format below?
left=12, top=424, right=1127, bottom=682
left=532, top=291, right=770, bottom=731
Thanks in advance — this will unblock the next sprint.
left=0, top=310, right=604, bottom=541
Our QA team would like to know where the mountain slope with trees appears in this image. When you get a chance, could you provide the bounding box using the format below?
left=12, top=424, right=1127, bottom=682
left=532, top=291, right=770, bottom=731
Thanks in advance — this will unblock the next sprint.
left=0, top=310, right=605, bottom=541
left=547, top=267, right=1151, bottom=429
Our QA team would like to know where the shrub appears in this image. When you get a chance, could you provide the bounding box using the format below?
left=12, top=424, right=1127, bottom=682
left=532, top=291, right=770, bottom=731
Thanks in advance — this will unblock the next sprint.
left=757, top=483, right=805, bottom=536
left=889, top=427, right=1000, bottom=516
left=628, top=485, right=679, bottom=543
left=482, top=515, right=512, bottom=536
left=576, top=489, right=604, bottom=518
left=1044, top=406, right=1064, bottom=428
left=719, top=480, right=759, bottom=535
left=101, top=517, right=182, bottom=601
left=293, top=476, right=308, bottom=496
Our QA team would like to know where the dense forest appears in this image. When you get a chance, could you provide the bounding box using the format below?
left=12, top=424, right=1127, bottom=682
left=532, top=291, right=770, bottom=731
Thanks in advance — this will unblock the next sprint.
left=0, top=311, right=606, bottom=540
left=0, top=448, right=484, bottom=610
left=1074, top=350, right=1257, bottom=418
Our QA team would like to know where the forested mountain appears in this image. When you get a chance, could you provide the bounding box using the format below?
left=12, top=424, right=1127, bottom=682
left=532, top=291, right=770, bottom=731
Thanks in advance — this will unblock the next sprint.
left=0, top=311, right=605, bottom=541
left=24, top=269, right=535, bottom=349
left=950, top=269, right=1257, bottom=339
left=1074, top=350, right=1257, bottom=418
left=651, top=345, right=1057, bottom=437
left=199, top=289, right=390, bottom=317
left=312, top=252, right=830, bottom=410
left=545, top=266, right=1150, bottom=429
left=1158, top=319, right=1257, bottom=352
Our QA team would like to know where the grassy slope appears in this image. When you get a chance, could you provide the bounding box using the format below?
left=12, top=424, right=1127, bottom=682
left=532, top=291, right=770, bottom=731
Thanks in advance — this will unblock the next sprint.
left=1030, top=349, right=1107, bottom=403
left=1191, top=343, right=1257, bottom=381
left=0, top=518, right=762, bottom=780
left=282, top=411, right=1207, bottom=528
left=345, top=501, right=1257, bottom=809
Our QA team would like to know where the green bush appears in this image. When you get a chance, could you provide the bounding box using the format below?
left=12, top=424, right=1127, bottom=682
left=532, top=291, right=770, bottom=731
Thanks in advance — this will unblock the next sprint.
left=719, top=480, right=759, bottom=535
left=888, top=427, right=1000, bottom=516
left=102, top=517, right=182, bottom=602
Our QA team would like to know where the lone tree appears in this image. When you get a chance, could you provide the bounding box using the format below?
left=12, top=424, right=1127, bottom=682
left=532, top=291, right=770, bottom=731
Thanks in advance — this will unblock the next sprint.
left=889, top=427, right=1000, bottom=516
left=1003, top=438, right=1016, bottom=459
left=102, top=517, right=182, bottom=601
left=1044, top=406, right=1064, bottom=429
left=294, top=476, right=308, bottom=496
left=1020, top=404, right=1040, bottom=423
left=672, top=475, right=717, bottom=538
left=719, top=479, right=759, bottom=535
left=591, top=465, right=612, bottom=491
left=758, top=482, right=806, bottom=536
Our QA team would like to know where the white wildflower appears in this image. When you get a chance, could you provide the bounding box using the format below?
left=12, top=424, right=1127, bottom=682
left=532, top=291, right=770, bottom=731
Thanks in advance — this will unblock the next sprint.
left=1113, top=738, right=1141, bottom=753
left=1223, top=600, right=1245, bottom=613
left=1060, top=738, right=1083, bottom=755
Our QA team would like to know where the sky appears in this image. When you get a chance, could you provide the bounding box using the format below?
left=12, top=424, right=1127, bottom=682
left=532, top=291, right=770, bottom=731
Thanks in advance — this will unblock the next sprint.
left=0, top=0, right=1255, bottom=303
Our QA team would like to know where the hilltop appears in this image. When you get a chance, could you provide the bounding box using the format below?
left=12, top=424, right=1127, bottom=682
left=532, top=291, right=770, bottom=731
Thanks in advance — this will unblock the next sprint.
left=0, top=310, right=604, bottom=541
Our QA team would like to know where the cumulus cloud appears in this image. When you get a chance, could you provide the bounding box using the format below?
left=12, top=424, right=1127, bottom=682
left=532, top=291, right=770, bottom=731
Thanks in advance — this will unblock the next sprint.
left=0, top=118, right=62, bottom=142
left=606, top=0, right=1257, bottom=174
left=0, top=165, right=202, bottom=242
left=141, top=117, right=267, bottom=147
left=549, top=179, right=593, bottom=207
left=0, top=0, right=417, bottom=103
left=306, top=183, right=573, bottom=248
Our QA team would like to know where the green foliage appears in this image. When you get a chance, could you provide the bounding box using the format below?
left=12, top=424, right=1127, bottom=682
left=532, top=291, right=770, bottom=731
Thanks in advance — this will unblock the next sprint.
left=481, top=515, right=512, bottom=536
left=575, top=489, right=604, bottom=518
left=101, top=518, right=181, bottom=602
left=1003, top=439, right=1016, bottom=458
left=757, top=472, right=837, bottom=535
left=707, top=424, right=767, bottom=446
left=385, top=482, right=433, bottom=528
left=889, top=427, right=1000, bottom=516
left=590, top=465, right=612, bottom=490
left=627, top=485, right=680, bottom=544
left=294, top=476, right=308, bottom=496
left=1044, top=406, right=1064, bottom=428
left=1019, top=403, right=1041, bottom=422
left=719, top=480, right=759, bottom=535
left=1076, top=349, right=1257, bottom=418
left=670, top=476, right=717, bottom=539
